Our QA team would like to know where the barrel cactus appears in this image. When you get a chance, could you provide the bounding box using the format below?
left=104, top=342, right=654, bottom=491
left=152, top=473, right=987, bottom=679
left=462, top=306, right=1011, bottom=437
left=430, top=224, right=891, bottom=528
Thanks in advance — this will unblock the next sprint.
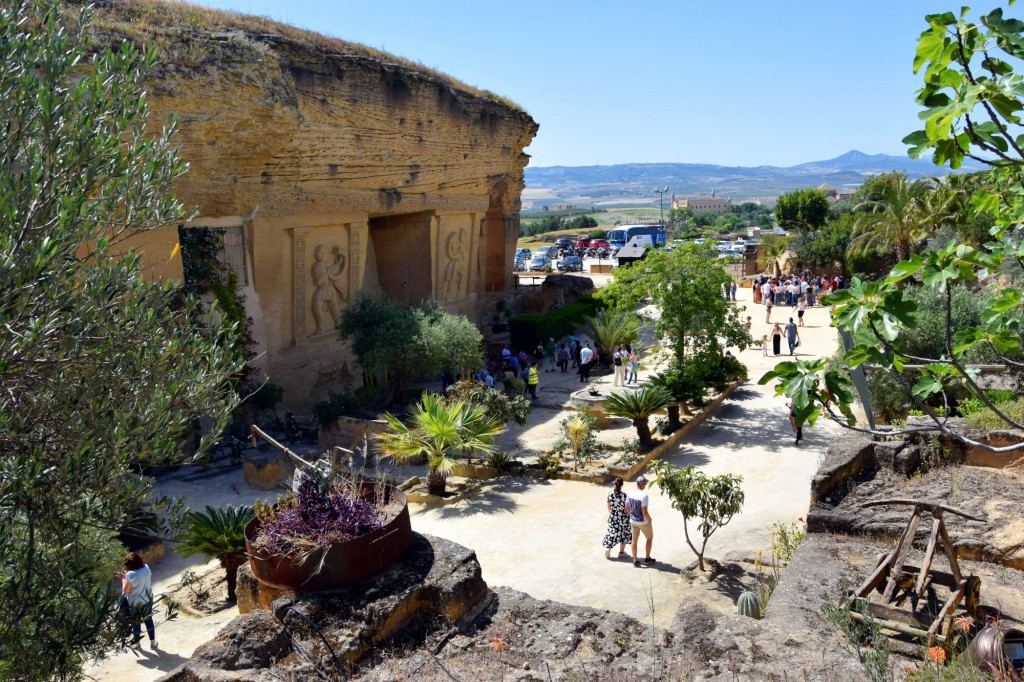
left=737, top=591, right=763, bottom=619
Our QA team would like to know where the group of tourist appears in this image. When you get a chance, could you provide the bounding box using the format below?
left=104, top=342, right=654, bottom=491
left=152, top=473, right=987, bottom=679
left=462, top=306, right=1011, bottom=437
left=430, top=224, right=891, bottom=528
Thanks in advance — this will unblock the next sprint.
left=477, top=336, right=645, bottom=398
left=753, top=272, right=846, bottom=323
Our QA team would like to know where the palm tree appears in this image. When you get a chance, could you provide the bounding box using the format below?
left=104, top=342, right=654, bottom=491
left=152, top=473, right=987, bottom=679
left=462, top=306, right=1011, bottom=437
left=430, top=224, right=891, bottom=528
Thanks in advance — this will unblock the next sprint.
left=758, top=235, right=788, bottom=276
left=848, top=173, right=933, bottom=263
left=604, top=386, right=675, bottom=447
left=178, top=505, right=255, bottom=603
left=583, top=310, right=642, bottom=352
left=376, top=392, right=502, bottom=494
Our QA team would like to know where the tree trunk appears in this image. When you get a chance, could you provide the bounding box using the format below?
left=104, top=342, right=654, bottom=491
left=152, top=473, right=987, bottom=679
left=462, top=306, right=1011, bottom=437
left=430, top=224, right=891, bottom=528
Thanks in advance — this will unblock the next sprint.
left=679, top=401, right=693, bottom=417
left=634, top=418, right=652, bottom=446
left=427, top=469, right=447, bottom=495
left=667, top=404, right=680, bottom=424
left=221, top=556, right=246, bottom=603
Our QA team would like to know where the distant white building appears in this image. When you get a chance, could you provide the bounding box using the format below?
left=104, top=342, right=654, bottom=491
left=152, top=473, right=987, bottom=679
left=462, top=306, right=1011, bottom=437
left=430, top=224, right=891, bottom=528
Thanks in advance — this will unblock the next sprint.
left=672, top=192, right=732, bottom=215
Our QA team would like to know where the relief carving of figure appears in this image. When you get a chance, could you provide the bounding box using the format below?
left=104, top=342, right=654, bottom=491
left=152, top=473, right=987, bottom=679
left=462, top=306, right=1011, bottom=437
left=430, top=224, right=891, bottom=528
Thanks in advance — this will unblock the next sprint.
left=311, top=244, right=347, bottom=335
left=442, top=229, right=466, bottom=300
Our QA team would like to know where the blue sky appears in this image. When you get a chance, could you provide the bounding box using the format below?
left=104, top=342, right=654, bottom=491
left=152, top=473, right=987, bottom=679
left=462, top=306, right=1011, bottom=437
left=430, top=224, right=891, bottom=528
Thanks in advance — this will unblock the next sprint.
left=187, top=0, right=958, bottom=168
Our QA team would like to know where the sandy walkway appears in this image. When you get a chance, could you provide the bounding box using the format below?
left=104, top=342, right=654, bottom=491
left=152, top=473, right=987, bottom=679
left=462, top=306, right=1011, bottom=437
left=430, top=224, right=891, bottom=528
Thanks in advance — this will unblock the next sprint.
left=86, top=284, right=843, bottom=680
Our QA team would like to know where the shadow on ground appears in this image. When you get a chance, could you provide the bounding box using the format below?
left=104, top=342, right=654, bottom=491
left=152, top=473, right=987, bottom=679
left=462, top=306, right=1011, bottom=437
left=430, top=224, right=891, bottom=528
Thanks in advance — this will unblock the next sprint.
left=417, top=476, right=550, bottom=520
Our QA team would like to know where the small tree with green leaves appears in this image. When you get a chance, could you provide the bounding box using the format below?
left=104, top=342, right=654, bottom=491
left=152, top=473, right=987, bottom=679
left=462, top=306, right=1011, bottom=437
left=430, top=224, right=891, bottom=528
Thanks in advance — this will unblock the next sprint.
left=442, top=380, right=531, bottom=463
left=650, top=462, right=744, bottom=572
left=340, top=295, right=484, bottom=405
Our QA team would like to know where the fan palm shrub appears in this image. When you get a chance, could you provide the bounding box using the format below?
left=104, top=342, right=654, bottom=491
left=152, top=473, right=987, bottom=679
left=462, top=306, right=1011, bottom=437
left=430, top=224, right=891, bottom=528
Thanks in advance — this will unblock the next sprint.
left=582, top=310, right=642, bottom=351
left=604, top=386, right=675, bottom=446
left=376, top=392, right=502, bottom=494
left=178, top=504, right=255, bottom=603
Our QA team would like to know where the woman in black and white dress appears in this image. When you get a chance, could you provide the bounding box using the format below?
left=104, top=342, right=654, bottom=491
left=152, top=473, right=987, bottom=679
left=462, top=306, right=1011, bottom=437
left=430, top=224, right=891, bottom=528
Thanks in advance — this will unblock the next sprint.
left=602, top=477, right=632, bottom=559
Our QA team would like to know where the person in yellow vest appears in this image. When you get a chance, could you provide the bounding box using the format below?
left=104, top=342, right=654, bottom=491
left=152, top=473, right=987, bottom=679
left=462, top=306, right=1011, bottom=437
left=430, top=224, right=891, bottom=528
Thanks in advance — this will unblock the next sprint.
left=527, top=361, right=539, bottom=400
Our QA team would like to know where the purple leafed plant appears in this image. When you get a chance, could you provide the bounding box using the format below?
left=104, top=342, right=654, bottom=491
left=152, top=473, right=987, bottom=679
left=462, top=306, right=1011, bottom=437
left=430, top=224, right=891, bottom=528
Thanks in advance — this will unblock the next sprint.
left=252, top=477, right=385, bottom=558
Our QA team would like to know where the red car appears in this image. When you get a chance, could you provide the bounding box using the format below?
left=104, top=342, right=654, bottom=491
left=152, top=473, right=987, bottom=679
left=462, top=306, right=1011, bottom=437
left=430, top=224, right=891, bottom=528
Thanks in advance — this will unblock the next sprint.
left=588, top=239, right=610, bottom=249
left=573, top=237, right=590, bottom=248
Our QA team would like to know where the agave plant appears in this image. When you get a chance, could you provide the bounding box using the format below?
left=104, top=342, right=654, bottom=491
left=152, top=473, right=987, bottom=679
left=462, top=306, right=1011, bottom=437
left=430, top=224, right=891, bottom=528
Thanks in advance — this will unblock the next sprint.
left=177, top=504, right=255, bottom=603
left=582, top=309, right=642, bottom=352
left=604, top=386, right=675, bottom=446
left=376, top=392, right=502, bottom=494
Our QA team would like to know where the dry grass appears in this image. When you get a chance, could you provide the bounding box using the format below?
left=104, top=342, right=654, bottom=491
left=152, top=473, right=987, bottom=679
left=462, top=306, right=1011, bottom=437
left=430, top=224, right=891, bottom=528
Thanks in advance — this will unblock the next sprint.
left=71, top=0, right=526, bottom=113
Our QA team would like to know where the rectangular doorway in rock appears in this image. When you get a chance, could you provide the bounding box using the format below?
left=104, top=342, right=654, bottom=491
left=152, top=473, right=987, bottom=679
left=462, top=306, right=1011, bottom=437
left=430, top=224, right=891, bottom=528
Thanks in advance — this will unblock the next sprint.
left=366, top=212, right=433, bottom=305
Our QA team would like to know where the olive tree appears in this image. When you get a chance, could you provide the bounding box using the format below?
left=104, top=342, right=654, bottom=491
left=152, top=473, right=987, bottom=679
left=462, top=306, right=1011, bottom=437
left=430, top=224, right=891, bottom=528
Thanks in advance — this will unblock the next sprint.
left=0, top=3, right=241, bottom=679
left=762, top=3, right=1024, bottom=455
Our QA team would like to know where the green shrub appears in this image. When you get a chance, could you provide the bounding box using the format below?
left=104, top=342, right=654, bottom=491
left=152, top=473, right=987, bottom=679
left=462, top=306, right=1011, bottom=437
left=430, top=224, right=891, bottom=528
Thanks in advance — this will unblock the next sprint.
left=985, top=389, right=1020, bottom=404
left=246, top=382, right=284, bottom=412
left=507, top=296, right=603, bottom=349
left=487, top=451, right=512, bottom=470
left=312, top=390, right=356, bottom=429
left=965, top=398, right=1024, bottom=430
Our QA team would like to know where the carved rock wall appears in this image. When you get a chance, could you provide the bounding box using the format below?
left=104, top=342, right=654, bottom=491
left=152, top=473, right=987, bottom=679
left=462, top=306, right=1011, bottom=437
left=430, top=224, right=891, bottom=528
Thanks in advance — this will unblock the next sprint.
left=93, top=2, right=538, bottom=407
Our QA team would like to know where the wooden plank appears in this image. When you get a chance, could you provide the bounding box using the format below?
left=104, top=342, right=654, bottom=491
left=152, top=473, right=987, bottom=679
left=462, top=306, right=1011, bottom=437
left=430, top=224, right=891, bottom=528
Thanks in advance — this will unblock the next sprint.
left=938, top=520, right=963, bottom=584
left=850, top=611, right=947, bottom=644
left=865, top=601, right=935, bottom=629
left=860, top=499, right=986, bottom=523
left=926, top=581, right=966, bottom=641
left=883, top=507, right=922, bottom=602
left=882, top=564, right=958, bottom=591
left=855, top=551, right=896, bottom=598
left=915, top=512, right=943, bottom=597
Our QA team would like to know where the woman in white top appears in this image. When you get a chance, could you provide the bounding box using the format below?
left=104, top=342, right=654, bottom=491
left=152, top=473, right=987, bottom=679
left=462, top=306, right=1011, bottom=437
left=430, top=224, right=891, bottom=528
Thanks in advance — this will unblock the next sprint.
left=118, top=551, right=157, bottom=649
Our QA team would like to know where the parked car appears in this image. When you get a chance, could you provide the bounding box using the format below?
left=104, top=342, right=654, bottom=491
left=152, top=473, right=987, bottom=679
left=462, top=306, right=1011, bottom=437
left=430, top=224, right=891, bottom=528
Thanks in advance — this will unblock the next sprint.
left=556, top=255, right=583, bottom=272
left=588, top=238, right=610, bottom=249
left=515, top=247, right=532, bottom=259
left=514, top=255, right=527, bottom=271
left=554, top=237, right=573, bottom=249
left=527, top=254, right=552, bottom=272
left=540, top=245, right=559, bottom=258
left=573, top=237, right=590, bottom=248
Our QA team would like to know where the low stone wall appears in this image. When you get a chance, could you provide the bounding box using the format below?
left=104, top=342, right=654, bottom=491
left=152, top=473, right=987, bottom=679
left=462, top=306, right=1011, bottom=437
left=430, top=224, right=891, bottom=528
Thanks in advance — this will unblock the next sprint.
left=809, top=436, right=875, bottom=504
left=317, top=415, right=386, bottom=453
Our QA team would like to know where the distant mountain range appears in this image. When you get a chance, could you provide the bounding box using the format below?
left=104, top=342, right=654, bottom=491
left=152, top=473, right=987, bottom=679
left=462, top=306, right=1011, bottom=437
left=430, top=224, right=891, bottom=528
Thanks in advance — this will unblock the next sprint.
left=523, top=151, right=983, bottom=207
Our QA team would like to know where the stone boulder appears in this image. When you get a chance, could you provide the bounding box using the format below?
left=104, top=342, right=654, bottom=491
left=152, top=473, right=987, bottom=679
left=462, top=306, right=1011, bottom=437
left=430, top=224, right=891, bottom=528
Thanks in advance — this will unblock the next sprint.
left=160, top=533, right=488, bottom=681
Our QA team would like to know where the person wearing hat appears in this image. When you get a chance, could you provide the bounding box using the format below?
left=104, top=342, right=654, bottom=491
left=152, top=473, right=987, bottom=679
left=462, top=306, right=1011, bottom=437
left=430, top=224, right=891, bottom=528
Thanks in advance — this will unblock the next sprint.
left=624, top=475, right=654, bottom=567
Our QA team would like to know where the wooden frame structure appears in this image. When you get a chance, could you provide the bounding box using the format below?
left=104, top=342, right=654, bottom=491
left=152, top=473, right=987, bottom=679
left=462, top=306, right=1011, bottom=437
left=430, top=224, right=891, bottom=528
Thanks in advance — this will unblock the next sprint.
left=849, top=498, right=984, bottom=644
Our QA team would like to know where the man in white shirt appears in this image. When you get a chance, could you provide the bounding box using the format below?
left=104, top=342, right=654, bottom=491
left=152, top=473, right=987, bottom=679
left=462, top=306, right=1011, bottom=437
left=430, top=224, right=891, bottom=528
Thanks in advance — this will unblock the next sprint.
left=579, top=342, right=594, bottom=382
left=624, top=476, right=655, bottom=567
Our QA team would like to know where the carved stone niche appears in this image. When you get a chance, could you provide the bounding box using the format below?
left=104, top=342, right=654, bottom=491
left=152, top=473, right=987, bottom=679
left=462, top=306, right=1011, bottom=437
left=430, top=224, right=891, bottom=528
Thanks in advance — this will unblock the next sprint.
left=291, top=224, right=364, bottom=346
left=435, top=213, right=480, bottom=303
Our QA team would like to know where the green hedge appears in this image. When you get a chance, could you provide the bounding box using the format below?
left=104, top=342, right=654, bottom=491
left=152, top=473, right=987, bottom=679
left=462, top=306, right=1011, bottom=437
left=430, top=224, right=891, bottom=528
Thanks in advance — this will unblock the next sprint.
left=508, top=295, right=603, bottom=350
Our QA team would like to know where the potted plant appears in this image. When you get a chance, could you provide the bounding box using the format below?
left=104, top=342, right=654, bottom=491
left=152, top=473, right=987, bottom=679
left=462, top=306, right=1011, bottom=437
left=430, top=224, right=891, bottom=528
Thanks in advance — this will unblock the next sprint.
left=244, top=475, right=412, bottom=590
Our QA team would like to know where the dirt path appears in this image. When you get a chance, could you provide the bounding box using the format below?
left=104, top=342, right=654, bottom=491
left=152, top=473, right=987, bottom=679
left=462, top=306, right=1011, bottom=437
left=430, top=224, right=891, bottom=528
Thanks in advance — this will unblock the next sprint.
left=86, top=284, right=844, bottom=680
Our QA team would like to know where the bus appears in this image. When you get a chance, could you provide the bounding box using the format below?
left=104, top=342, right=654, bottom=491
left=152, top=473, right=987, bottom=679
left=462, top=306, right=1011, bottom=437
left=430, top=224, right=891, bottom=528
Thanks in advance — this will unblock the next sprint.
left=606, top=224, right=666, bottom=249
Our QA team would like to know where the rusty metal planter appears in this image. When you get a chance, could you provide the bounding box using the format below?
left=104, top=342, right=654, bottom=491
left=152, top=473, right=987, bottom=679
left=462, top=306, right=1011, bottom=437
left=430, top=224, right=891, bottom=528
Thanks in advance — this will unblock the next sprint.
left=244, top=484, right=412, bottom=591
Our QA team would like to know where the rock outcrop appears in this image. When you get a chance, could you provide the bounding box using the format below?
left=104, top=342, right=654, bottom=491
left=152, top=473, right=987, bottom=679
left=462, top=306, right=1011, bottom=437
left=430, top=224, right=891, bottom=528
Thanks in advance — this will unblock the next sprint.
left=88, top=1, right=539, bottom=407
left=161, top=533, right=489, bottom=680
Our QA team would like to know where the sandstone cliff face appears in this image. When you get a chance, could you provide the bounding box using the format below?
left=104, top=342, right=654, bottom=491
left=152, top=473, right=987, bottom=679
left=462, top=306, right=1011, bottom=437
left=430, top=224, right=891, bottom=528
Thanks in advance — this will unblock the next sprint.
left=90, top=1, right=538, bottom=406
